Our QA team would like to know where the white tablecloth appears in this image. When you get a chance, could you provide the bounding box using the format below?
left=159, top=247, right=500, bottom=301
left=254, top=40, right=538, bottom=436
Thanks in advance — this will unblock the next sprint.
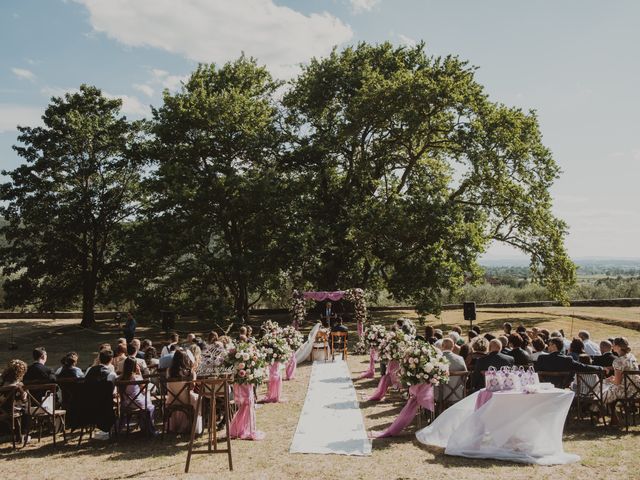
left=416, top=388, right=580, bottom=465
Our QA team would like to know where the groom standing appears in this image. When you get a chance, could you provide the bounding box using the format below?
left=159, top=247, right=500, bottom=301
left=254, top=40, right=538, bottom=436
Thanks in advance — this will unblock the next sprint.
left=321, top=301, right=335, bottom=327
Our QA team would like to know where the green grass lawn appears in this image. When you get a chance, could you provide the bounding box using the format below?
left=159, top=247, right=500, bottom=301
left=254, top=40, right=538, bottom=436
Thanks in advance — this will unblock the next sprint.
left=1, top=308, right=639, bottom=479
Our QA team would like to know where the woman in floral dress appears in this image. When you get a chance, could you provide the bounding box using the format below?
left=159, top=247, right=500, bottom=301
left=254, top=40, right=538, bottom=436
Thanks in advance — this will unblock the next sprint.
left=603, top=337, right=640, bottom=423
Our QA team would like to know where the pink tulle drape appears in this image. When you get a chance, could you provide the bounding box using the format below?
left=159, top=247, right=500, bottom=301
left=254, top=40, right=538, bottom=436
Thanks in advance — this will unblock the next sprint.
left=285, top=354, right=297, bottom=381
left=358, top=348, right=377, bottom=379
left=367, top=360, right=400, bottom=401
left=302, top=291, right=346, bottom=301
left=229, top=383, right=265, bottom=440
left=475, top=389, right=493, bottom=410
left=371, top=383, right=434, bottom=438
left=262, top=362, right=283, bottom=403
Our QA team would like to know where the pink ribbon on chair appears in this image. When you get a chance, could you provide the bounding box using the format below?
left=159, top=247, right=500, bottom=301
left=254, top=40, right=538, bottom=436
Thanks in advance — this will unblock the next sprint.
left=229, top=383, right=265, bottom=440
left=475, top=389, right=494, bottom=410
left=358, top=348, right=377, bottom=379
left=262, top=362, right=283, bottom=403
left=367, top=360, right=400, bottom=401
left=285, top=354, right=297, bottom=381
left=371, top=383, right=434, bottom=438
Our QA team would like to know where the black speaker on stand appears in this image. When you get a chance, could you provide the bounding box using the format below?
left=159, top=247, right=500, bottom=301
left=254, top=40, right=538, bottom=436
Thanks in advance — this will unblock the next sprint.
left=463, top=301, right=476, bottom=329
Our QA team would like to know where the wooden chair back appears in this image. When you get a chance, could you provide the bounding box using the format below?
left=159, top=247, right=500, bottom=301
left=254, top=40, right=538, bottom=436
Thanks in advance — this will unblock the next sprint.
left=0, top=385, right=22, bottom=449
left=575, top=371, right=607, bottom=426
left=436, top=371, right=469, bottom=415
left=537, top=371, right=573, bottom=389
left=24, top=383, right=66, bottom=445
left=621, top=370, right=640, bottom=432
left=162, top=377, right=196, bottom=436
left=330, top=332, right=348, bottom=361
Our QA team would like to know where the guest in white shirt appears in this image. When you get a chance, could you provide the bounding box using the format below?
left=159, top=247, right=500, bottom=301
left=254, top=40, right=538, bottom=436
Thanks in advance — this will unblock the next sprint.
left=578, top=330, right=601, bottom=356
left=161, top=333, right=180, bottom=356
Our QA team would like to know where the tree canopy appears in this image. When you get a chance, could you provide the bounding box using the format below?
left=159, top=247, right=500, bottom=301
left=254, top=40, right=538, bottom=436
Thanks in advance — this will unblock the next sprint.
left=0, top=43, right=575, bottom=322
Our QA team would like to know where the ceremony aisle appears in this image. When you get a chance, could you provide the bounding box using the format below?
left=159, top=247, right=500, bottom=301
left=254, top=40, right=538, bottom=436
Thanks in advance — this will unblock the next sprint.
left=290, top=360, right=372, bottom=456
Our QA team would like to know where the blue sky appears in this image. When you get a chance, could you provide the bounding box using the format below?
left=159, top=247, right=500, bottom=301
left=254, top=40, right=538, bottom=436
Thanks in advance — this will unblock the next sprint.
left=1, top=0, right=638, bottom=259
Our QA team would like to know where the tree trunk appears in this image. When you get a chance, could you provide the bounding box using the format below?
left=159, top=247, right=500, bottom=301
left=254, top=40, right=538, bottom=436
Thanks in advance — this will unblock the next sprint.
left=233, top=280, right=250, bottom=323
left=80, top=277, right=96, bottom=327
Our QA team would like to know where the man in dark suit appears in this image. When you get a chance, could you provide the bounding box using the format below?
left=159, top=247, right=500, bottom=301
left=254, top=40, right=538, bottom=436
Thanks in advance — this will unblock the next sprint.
left=472, top=339, right=515, bottom=390
left=24, top=347, right=56, bottom=384
left=592, top=340, right=616, bottom=368
left=507, top=333, right=532, bottom=367
left=535, top=337, right=607, bottom=388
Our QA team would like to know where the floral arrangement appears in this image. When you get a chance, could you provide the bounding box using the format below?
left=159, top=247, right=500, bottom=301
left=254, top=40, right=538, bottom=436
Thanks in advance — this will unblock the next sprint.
left=352, top=337, right=367, bottom=354
left=378, top=329, right=414, bottom=363
left=291, top=289, right=306, bottom=328
left=396, top=317, right=417, bottom=337
left=399, top=340, right=450, bottom=387
left=261, top=319, right=282, bottom=335
left=224, top=341, right=267, bottom=385
left=281, top=325, right=304, bottom=352
left=363, top=324, right=387, bottom=350
left=343, top=288, right=367, bottom=328
left=259, top=331, right=292, bottom=365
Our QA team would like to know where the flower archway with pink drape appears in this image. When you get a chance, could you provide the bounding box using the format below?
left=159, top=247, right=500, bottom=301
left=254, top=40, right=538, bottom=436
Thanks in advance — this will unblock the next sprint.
left=291, top=288, right=367, bottom=336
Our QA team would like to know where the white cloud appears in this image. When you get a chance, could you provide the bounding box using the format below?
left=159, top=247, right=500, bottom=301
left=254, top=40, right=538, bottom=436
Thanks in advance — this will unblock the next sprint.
left=133, top=83, right=154, bottom=97
left=73, top=0, right=353, bottom=78
left=105, top=93, right=149, bottom=116
left=350, top=0, right=379, bottom=14
left=397, top=34, right=416, bottom=47
left=11, top=67, right=36, bottom=82
left=0, top=104, right=43, bottom=132
left=150, top=69, right=187, bottom=91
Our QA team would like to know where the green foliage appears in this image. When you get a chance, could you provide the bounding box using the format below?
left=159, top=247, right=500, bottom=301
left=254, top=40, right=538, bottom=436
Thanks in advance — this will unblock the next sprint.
left=136, top=58, right=302, bottom=321
left=284, top=42, right=575, bottom=314
left=0, top=85, right=142, bottom=325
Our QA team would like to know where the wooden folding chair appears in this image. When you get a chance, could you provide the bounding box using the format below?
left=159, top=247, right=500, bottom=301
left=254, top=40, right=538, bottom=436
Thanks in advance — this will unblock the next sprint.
left=330, top=332, right=348, bottom=361
left=310, top=331, right=329, bottom=362
left=537, top=371, right=573, bottom=389
left=185, top=376, right=233, bottom=473
left=115, top=379, right=151, bottom=435
left=575, top=371, right=607, bottom=426
left=620, top=370, right=640, bottom=433
left=162, top=377, right=196, bottom=437
left=0, top=385, right=23, bottom=449
left=24, top=383, right=66, bottom=445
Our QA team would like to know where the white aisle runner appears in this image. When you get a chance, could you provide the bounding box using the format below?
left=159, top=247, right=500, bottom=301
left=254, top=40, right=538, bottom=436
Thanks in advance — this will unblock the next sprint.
left=290, top=360, right=372, bottom=456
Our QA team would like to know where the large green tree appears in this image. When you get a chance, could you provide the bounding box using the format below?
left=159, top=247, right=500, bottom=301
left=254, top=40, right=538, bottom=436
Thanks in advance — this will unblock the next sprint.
left=284, top=42, right=575, bottom=313
left=0, top=85, right=142, bottom=326
left=143, top=58, right=301, bottom=321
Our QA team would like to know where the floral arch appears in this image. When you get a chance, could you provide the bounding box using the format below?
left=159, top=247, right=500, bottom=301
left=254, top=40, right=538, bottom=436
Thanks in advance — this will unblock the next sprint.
left=291, top=288, right=368, bottom=335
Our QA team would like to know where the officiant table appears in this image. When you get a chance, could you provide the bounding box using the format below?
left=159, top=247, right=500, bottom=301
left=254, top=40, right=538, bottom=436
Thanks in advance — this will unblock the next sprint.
left=416, top=386, right=580, bottom=465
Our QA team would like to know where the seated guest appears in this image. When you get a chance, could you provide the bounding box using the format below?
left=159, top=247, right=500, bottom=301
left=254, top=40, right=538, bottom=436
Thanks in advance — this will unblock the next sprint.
left=24, top=347, right=56, bottom=385
left=207, top=331, right=219, bottom=345
left=433, top=329, right=443, bottom=341
left=448, top=332, right=462, bottom=354
left=602, top=337, right=640, bottom=424
left=1, top=359, right=30, bottom=445
left=90, top=343, right=113, bottom=370
left=507, top=333, right=532, bottom=367
left=465, top=337, right=488, bottom=371
left=535, top=337, right=606, bottom=388
left=245, top=326, right=255, bottom=344
left=471, top=325, right=481, bottom=335
left=468, top=330, right=478, bottom=342
left=578, top=330, right=601, bottom=356
left=592, top=340, right=615, bottom=368
left=437, top=338, right=467, bottom=401
left=539, top=329, right=550, bottom=342
left=570, top=354, right=600, bottom=397
left=483, top=333, right=496, bottom=342
left=118, top=357, right=156, bottom=435
left=186, top=344, right=202, bottom=372
left=503, top=322, right=513, bottom=336
left=140, top=339, right=152, bottom=354
left=569, top=338, right=587, bottom=362
left=55, top=352, right=84, bottom=379
left=85, top=350, right=118, bottom=382
left=472, top=339, right=515, bottom=390
left=498, top=336, right=511, bottom=354
left=237, top=328, right=247, bottom=342
left=131, top=339, right=146, bottom=359
left=530, top=337, right=548, bottom=362
left=144, top=347, right=159, bottom=369
left=127, top=344, right=150, bottom=376
left=516, top=325, right=527, bottom=336
left=423, top=325, right=437, bottom=345
left=331, top=317, right=348, bottom=352
left=161, top=333, right=180, bottom=356
left=550, top=330, right=571, bottom=354
left=113, top=344, right=128, bottom=374
left=166, top=349, right=202, bottom=434
left=158, top=343, right=178, bottom=370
